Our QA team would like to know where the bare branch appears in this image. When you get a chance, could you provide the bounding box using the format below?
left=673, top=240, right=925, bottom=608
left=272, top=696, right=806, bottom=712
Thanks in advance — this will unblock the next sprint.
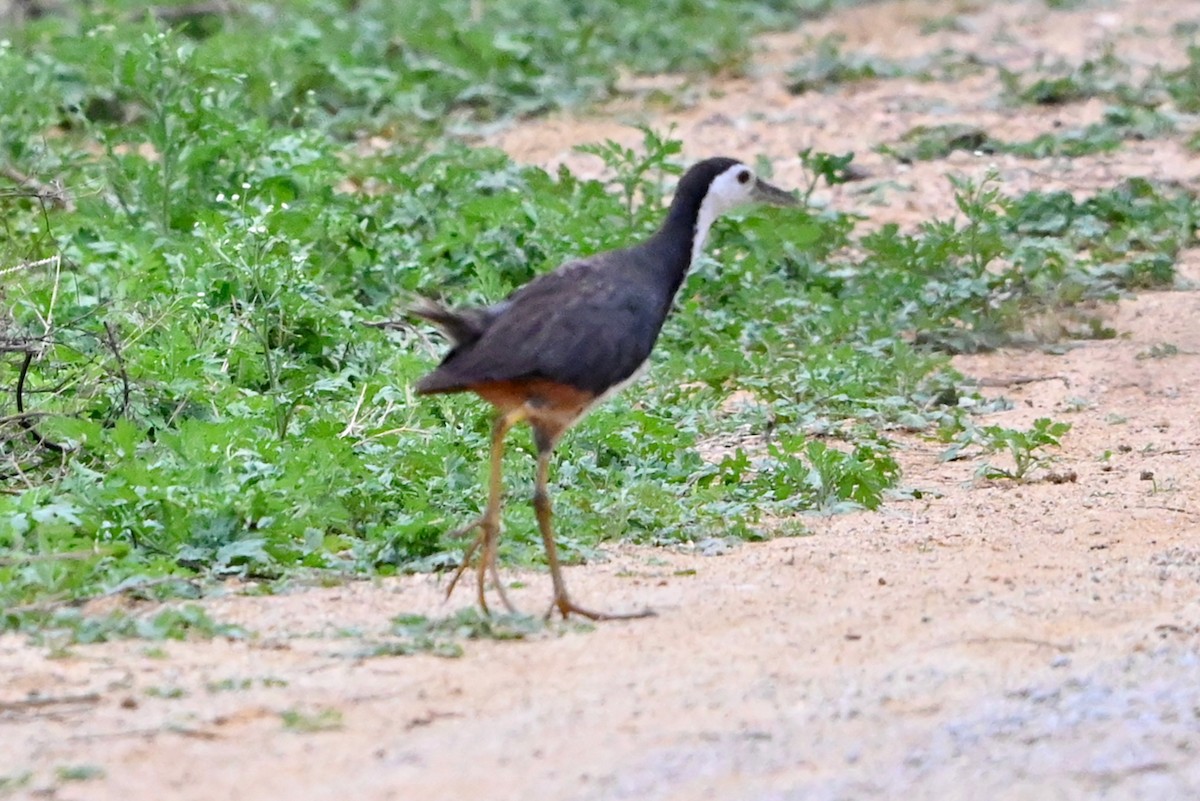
left=0, top=253, right=60, bottom=280
left=103, top=321, right=131, bottom=419
left=0, top=164, right=73, bottom=211
left=15, top=350, right=67, bottom=453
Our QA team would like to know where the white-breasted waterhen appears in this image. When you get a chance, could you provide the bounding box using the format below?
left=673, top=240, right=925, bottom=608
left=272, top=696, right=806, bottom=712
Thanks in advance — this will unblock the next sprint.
left=413, top=157, right=798, bottom=620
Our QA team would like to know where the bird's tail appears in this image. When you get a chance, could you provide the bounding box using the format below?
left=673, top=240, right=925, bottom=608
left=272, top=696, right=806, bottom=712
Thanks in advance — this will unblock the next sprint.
left=410, top=296, right=491, bottom=346
left=364, top=294, right=489, bottom=348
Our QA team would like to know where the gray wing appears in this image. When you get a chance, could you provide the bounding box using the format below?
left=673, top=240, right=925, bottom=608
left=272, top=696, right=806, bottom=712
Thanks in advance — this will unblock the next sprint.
left=416, top=251, right=669, bottom=396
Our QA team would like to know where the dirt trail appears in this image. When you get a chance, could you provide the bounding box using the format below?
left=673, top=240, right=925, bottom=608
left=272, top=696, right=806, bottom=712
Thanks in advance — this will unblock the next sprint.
left=4, top=1, right=1200, bottom=799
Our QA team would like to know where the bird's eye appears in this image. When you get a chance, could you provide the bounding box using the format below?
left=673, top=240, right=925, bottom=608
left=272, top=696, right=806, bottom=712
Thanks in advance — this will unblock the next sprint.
left=737, top=170, right=751, bottom=184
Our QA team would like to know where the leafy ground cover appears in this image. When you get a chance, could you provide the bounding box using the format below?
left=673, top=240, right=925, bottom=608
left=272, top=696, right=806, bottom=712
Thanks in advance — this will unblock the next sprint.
left=2, top=1, right=1197, bottom=639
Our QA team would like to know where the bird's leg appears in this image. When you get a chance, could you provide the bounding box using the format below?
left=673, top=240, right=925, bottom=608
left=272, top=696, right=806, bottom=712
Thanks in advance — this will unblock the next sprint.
left=532, top=447, right=655, bottom=622
left=444, top=407, right=526, bottom=614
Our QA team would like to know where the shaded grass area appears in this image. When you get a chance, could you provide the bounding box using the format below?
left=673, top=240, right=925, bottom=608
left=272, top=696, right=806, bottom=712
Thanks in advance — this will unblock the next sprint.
left=0, top=0, right=841, bottom=141
left=1, top=3, right=1198, bottom=638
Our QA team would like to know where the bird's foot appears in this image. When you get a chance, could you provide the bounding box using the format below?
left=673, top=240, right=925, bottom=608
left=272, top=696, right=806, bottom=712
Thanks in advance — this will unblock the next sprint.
left=443, top=518, right=483, bottom=600
left=545, top=594, right=656, bottom=622
left=444, top=517, right=517, bottom=615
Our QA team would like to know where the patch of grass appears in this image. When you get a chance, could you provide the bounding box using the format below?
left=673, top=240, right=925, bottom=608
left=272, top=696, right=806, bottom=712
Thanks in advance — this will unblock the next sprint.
left=396, top=608, right=545, bottom=640
left=1159, top=44, right=1200, bottom=112
left=787, top=34, right=979, bottom=93
left=787, top=35, right=909, bottom=93
left=0, top=773, right=32, bottom=797
left=55, top=765, right=105, bottom=783
left=942, top=418, right=1072, bottom=482
left=919, top=14, right=966, bottom=35
left=789, top=438, right=900, bottom=512
left=281, top=707, right=344, bottom=732
left=0, top=0, right=837, bottom=139
left=876, top=171, right=1196, bottom=354
left=881, top=106, right=1177, bottom=164
left=878, top=124, right=993, bottom=163
left=1001, top=43, right=1200, bottom=120
left=1136, top=343, right=1193, bottom=360
left=1000, top=47, right=1137, bottom=106
left=1007, top=123, right=1121, bottom=159
left=356, top=609, right=547, bottom=658
left=1007, top=177, right=1193, bottom=292
left=1006, top=106, right=1177, bottom=159
left=207, top=676, right=289, bottom=692
left=12, top=604, right=246, bottom=648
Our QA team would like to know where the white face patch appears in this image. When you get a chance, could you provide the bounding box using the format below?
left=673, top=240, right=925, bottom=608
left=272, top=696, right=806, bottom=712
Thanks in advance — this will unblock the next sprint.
left=690, top=163, right=759, bottom=269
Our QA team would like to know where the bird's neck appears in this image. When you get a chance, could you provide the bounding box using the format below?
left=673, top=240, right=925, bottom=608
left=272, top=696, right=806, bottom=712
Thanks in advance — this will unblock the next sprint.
left=687, top=193, right=722, bottom=269
left=648, top=191, right=720, bottom=299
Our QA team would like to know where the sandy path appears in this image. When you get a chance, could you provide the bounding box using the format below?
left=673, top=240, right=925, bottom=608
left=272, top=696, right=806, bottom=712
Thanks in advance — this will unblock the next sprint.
left=4, top=0, right=1200, bottom=798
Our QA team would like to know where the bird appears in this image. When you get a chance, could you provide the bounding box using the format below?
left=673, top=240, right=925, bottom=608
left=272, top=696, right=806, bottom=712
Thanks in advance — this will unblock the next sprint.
left=412, top=156, right=798, bottom=620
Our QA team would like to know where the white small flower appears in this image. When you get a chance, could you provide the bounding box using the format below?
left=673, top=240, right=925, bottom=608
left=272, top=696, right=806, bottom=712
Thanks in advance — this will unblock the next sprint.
left=241, top=182, right=251, bottom=190
left=231, top=194, right=240, bottom=202
left=216, top=192, right=226, bottom=202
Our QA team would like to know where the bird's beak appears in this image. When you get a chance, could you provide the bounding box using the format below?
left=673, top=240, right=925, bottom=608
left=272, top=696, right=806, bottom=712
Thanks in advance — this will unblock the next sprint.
left=752, top=178, right=800, bottom=207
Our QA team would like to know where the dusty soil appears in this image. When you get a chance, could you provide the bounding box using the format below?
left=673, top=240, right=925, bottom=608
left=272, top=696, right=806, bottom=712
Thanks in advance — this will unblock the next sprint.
left=4, top=1, right=1200, bottom=798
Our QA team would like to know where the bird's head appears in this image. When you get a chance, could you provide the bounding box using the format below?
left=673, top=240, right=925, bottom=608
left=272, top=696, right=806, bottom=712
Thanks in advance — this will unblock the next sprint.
left=695, top=158, right=800, bottom=217
left=665, top=157, right=799, bottom=265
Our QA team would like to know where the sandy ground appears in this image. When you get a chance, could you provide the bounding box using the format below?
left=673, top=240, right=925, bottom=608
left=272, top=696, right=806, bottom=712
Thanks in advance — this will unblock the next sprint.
left=4, top=1, right=1200, bottom=799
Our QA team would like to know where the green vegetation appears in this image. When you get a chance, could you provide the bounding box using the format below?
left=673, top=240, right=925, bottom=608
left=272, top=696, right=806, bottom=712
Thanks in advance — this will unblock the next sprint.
left=207, top=675, right=289, bottom=692
left=17, top=605, right=246, bottom=653
left=364, top=609, right=549, bottom=658
left=1137, top=343, right=1189, bottom=361
left=866, top=172, right=1192, bottom=354
left=884, top=40, right=1198, bottom=161
left=1161, top=45, right=1200, bottom=113
left=0, top=0, right=839, bottom=138
left=786, top=35, right=978, bottom=94
left=55, top=765, right=105, bottom=783
left=1005, top=106, right=1177, bottom=159
left=280, top=707, right=344, bottom=732
left=1000, top=42, right=1200, bottom=113
left=882, top=105, right=1178, bottom=164
left=879, top=124, right=993, bottom=163
left=787, top=35, right=909, bottom=93
left=942, top=418, right=1073, bottom=482
left=919, top=14, right=966, bottom=35
left=1000, top=47, right=1138, bottom=107
left=0, top=773, right=32, bottom=796
left=2, top=2, right=1198, bottom=638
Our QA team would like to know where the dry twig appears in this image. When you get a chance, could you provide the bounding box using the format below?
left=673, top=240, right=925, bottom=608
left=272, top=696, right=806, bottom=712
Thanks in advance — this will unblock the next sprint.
left=0, top=693, right=101, bottom=712
left=1, top=164, right=73, bottom=210
left=15, top=350, right=67, bottom=453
